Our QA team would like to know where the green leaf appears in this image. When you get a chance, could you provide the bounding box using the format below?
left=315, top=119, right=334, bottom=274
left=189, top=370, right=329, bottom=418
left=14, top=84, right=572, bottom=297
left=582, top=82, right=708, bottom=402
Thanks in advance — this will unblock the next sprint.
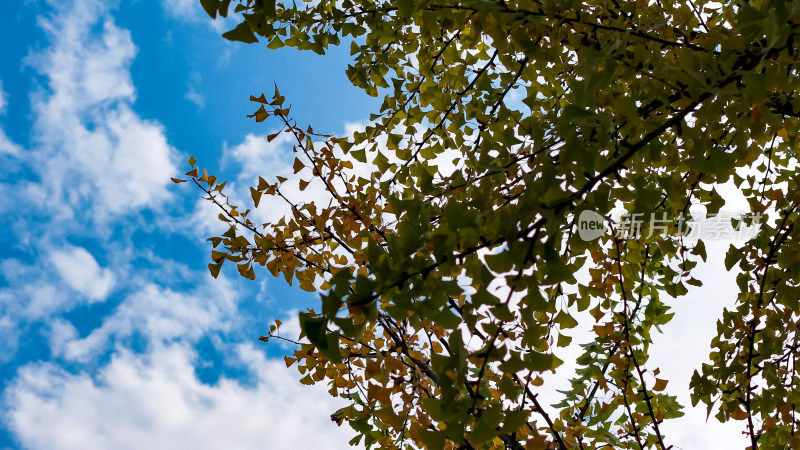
left=199, top=0, right=219, bottom=18
left=692, top=239, right=707, bottom=262
left=350, top=148, right=366, bottom=163
left=186, top=0, right=800, bottom=441
left=222, top=21, right=258, bottom=44
left=555, top=310, right=578, bottom=329
left=725, top=245, right=744, bottom=271
left=300, top=314, right=328, bottom=350
left=528, top=351, right=560, bottom=372
left=263, top=0, right=276, bottom=16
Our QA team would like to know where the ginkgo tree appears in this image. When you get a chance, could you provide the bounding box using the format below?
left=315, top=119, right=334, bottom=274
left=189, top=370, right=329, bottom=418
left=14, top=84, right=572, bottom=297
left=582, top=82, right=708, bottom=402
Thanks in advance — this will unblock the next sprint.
left=175, top=0, right=800, bottom=448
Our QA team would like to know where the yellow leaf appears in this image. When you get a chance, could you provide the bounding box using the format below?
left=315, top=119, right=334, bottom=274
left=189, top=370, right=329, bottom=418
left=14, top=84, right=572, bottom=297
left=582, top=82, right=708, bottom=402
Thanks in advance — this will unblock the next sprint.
left=250, top=187, right=262, bottom=207
left=171, top=177, right=187, bottom=183
left=730, top=408, right=749, bottom=420
left=593, top=324, right=608, bottom=338
left=208, top=262, right=222, bottom=278
left=252, top=105, right=269, bottom=122
left=249, top=93, right=267, bottom=104
left=237, top=262, right=256, bottom=280
left=653, top=378, right=668, bottom=391
left=293, top=157, right=305, bottom=174
left=525, top=434, right=548, bottom=450
left=299, top=179, right=309, bottom=191
left=284, top=355, right=296, bottom=367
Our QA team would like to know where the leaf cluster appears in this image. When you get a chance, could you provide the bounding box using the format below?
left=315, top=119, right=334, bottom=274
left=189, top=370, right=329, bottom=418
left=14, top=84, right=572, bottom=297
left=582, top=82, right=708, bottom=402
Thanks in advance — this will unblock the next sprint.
left=178, top=0, right=800, bottom=448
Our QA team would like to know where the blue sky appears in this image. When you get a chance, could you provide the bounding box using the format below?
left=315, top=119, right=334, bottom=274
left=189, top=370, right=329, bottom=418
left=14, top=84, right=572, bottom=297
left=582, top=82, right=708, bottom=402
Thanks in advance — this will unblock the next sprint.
left=0, top=1, right=760, bottom=449
left=0, top=1, right=380, bottom=448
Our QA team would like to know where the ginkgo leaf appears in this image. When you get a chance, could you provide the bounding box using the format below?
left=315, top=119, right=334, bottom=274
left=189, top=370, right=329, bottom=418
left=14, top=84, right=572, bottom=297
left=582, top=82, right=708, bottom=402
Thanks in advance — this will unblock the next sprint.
left=208, top=262, right=222, bottom=279
left=184, top=0, right=800, bottom=446
left=250, top=187, right=262, bottom=207
left=222, top=21, right=257, bottom=43
left=293, top=157, right=304, bottom=174
left=250, top=94, right=267, bottom=103
left=730, top=408, right=749, bottom=421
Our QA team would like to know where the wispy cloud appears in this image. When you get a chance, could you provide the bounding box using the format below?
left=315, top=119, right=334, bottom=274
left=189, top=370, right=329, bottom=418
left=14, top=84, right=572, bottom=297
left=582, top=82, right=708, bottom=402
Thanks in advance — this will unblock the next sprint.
left=5, top=343, right=353, bottom=450
left=49, top=245, right=115, bottom=303
left=53, top=277, right=239, bottom=362
left=184, top=72, right=205, bottom=110
left=0, top=1, right=353, bottom=447
left=0, top=80, right=7, bottom=116
left=23, top=0, right=178, bottom=224
left=158, top=0, right=238, bottom=33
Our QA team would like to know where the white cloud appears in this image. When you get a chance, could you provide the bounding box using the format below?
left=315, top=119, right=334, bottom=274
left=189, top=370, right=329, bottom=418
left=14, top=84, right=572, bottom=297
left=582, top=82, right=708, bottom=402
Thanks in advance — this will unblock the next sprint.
left=0, top=129, right=22, bottom=156
left=24, top=0, right=178, bottom=223
left=50, top=245, right=115, bottom=303
left=0, top=79, right=21, bottom=156
left=0, top=79, right=7, bottom=115
left=188, top=195, right=230, bottom=239
left=185, top=84, right=205, bottom=109
left=215, top=127, right=370, bottom=231
left=197, top=132, right=305, bottom=229
left=159, top=0, right=238, bottom=34
left=32, top=5, right=136, bottom=114
left=47, top=319, right=79, bottom=359
left=160, top=0, right=201, bottom=21
left=0, top=259, right=69, bottom=321
left=649, top=240, right=748, bottom=449
left=0, top=1, right=354, bottom=448
left=6, top=343, right=353, bottom=450
left=185, top=72, right=205, bottom=109
left=1, top=1, right=754, bottom=448
left=55, top=278, right=238, bottom=362
left=223, top=132, right=294, bottom=182
left=268, top=309, right=307, bottom=350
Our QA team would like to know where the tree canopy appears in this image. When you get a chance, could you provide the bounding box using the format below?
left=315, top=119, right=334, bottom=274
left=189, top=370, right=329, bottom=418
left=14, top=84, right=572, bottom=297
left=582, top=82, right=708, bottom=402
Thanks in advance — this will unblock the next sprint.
left=177, top=0, right=800, bottom=448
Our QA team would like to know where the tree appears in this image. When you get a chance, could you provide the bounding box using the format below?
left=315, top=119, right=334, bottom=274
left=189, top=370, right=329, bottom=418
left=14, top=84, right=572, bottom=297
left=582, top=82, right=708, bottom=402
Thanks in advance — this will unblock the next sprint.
left=176, top=0, right=800, bottom=448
